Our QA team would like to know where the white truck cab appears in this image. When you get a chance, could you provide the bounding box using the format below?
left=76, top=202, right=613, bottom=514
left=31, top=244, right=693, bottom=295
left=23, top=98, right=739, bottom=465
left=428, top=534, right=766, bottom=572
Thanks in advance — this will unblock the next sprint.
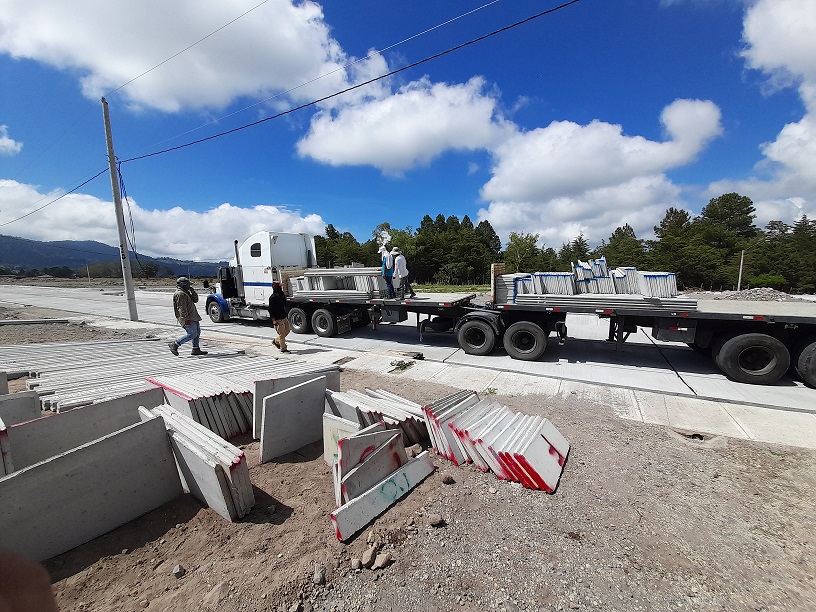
left=208, top=231, right=316, bottom=321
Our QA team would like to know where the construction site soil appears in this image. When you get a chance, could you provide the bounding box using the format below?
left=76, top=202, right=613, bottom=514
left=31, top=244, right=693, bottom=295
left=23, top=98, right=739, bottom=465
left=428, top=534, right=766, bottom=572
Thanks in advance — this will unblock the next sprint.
left=1, top=305, right=814, bottom=612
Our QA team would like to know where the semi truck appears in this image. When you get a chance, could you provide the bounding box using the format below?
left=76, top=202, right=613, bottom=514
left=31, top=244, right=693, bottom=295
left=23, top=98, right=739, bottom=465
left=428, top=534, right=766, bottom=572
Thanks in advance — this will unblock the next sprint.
left=206, top=232, right=816, bottom=388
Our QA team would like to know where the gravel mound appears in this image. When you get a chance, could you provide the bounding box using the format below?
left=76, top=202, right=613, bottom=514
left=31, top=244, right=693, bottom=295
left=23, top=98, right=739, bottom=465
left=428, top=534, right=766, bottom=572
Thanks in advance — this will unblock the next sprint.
left=688, top=287, right=810, bottom=302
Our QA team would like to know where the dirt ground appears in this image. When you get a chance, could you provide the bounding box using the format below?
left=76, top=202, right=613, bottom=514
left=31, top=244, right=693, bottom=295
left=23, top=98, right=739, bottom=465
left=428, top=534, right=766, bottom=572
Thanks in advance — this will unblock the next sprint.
left=1, top=307, right=814, bottom=612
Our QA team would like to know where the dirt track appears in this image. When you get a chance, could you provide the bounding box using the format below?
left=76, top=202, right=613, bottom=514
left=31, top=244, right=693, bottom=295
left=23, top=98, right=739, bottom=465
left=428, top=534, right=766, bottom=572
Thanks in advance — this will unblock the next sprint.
left=1, top=306, right=814, bottom=612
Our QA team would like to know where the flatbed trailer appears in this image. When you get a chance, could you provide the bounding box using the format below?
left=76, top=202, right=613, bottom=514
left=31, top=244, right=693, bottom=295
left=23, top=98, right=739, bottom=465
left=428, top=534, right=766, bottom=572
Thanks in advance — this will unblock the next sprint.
left=452, top=295, right=816, bottom=387
left=273, top=287, right=816, bottom=387
left=204, top=233, right=816, bottom=387
left=282, top=292, right=478, bottom=338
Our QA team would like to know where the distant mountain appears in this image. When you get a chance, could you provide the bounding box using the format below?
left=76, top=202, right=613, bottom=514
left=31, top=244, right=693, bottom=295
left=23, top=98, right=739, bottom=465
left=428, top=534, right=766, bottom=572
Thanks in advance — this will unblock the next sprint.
left=0, top=234, right=227, bottom=277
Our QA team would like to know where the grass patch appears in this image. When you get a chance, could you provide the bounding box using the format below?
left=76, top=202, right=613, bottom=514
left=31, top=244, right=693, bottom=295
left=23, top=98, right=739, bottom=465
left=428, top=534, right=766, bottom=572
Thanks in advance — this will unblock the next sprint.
left=413, top=284, right=489, bottom=293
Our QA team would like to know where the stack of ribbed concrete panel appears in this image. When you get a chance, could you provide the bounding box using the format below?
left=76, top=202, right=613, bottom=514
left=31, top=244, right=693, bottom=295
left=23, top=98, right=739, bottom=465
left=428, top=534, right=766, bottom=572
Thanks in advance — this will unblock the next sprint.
left=0, top=340, right=340, bottom=423
left=422, top=391, right=569, bottom=493
left=147, top=374, right=253, bottom=439
left=612, top=267, right=639, bottom=294
left=141, top=404, right=254, bottom=521
left=289, top=267, right=382, bottom=300
left=495, top=253, right=684, bottom=304
left=637, top=271, right=679, bottom=297
left=532, top=272, right=577, bottom=295
left=325, top=389, right=428, bottom=446
left=330, top=422, right=435, bottom=541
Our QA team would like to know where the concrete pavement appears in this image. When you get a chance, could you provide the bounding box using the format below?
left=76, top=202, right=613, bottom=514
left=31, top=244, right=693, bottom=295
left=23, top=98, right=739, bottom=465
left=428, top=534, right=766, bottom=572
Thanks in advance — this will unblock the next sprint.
left=1, top=284, right=814, bottom=450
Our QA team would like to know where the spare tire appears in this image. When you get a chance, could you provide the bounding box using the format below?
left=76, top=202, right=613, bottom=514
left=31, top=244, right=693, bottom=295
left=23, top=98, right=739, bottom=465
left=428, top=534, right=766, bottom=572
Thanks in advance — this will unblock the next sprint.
left=717, top=333, right=790, bottom=384
left=456, top=319, right=496, bottom=356
left=502, top=321, right=547, bottom=361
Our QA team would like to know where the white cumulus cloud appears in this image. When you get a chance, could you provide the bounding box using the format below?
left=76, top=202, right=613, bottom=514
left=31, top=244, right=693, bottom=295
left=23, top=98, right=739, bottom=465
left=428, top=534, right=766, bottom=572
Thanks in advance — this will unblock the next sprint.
left=477, top=100, right=721, bottom=247
left=0, top=125, right=23, bottom=155
left=0, top=0, right=354, bottom=112
left=0, top=180, right=326, bottom=261
left=296, top=77, right=515, bottom=175
left=710, top=0, right=816, bottom=228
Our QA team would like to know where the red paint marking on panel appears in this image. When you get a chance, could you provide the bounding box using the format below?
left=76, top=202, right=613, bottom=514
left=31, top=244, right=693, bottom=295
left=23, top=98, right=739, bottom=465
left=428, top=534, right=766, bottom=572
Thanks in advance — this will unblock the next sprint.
left=331, top=515, right=342, bottom=541
left=515, top=454, right=550, bottom=491
left=358, top=445, right=377, bottom=463
left=145, top=378, right=194, bottom=400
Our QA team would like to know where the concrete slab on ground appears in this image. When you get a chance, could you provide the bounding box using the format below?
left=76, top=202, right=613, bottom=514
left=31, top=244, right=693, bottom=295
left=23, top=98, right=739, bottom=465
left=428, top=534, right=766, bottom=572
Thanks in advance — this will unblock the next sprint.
left=0, top=417, right=183, bottom=561
left=259, top=377, right=326, bottom=463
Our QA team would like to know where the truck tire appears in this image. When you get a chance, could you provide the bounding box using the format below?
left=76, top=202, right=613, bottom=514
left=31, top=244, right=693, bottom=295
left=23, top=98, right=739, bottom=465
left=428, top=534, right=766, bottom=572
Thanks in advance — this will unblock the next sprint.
left=207, top=300, right=227, bottom=323
left=716, top=333, right=790, bottom=384
left=311, top=308, right=337, bottom=337
left=711, top=332, right=738, bottom=368
left=457, top=319, right=496, bottom=356
left=793, top=340, right=816, bottom=387
left=288, top=307, right=311, bottom=334
left=502, top=321, right=547, bottom=361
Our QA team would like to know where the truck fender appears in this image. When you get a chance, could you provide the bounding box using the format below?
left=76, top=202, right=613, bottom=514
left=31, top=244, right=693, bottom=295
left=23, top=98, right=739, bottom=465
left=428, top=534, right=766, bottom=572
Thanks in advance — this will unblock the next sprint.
left=454, top=310, right=503, bottom=337
left=206, top=293, right=230, bottom=314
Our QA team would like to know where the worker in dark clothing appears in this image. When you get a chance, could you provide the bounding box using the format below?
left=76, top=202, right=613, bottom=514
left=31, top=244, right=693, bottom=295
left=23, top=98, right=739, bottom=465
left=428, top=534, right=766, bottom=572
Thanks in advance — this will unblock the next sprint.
left=269, top=281, right=290, bottom=353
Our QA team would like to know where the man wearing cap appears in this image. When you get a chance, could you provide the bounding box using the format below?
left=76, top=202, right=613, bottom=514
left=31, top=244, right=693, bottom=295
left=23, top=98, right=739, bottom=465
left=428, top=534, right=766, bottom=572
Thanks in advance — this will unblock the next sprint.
left=169, top=277, right=208, bottom=356
left=269, top=281, right=291, bottom=353
left=391, top=247, right=416, bottom=299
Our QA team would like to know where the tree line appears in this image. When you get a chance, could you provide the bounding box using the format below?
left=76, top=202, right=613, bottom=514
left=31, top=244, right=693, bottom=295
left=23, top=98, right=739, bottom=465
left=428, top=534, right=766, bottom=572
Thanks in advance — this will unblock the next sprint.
left=315, top=193, right=816, bottom=293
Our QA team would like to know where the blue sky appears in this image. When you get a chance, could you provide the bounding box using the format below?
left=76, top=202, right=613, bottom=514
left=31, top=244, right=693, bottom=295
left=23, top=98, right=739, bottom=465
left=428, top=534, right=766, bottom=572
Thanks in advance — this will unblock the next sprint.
left=1, top=0, right=814, bottom=262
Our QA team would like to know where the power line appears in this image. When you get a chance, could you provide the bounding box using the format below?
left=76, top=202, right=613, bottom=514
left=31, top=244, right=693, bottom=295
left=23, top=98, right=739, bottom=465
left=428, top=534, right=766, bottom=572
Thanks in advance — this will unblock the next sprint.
left=122, top=0, right=583, bottom=164
left=0, top=168, right=109, bottom=227
left=105, top=0, right=273, bottom=99
left=135, top=0, right=503, bottom=153
left=0, top=0, right=273, bottom=192
left=2, top=0, right=583, bottom=227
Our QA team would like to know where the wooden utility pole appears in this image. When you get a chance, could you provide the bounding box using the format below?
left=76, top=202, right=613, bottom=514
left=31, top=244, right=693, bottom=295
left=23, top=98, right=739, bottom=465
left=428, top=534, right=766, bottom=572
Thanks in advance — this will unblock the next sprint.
left=101, top=97, right=139, bottom=321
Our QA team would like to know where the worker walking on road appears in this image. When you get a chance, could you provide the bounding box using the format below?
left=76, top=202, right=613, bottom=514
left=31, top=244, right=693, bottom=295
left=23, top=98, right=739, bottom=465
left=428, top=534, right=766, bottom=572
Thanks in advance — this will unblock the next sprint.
left=269, top=281, right=291, bottom=353
left=392, top=247, right=416, bottom=299
left=169, top=277, right=208, bottom=356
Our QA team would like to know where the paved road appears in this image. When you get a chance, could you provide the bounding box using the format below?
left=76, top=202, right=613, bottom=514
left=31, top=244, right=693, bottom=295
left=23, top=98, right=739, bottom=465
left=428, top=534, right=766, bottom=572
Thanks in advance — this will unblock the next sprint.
left=2, top=284, right=815, bottom=449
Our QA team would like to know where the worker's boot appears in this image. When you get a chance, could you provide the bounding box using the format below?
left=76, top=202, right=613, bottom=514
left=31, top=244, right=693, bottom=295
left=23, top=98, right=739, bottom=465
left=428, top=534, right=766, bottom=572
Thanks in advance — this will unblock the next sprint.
left=168, top=341, right=179, bottom=356
left=191, top=347, right=208, bottom=356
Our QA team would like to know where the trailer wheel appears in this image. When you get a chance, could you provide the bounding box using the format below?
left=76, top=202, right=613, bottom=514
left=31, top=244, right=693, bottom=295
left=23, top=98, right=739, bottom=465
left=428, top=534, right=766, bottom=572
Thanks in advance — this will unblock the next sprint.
left=793, top=340, right=816, bottom=387
left=716, top=333, right=790, bottom=384
left=288, top=307, right=311, bottom=334
left=311, top=308, right=337, bottom=337
left=207, top=300, right=227, bottom=323
left=502, top=321, right=547, bottom=361
left=711, top=332, right=738, bottom=367
left=457, top=319, right=496, bottom=356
